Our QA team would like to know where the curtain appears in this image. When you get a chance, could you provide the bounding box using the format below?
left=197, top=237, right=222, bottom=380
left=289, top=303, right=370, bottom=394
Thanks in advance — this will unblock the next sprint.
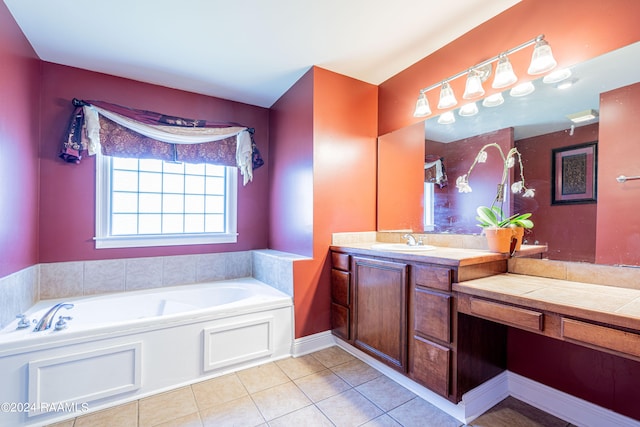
left=424, top=156, right=448, bottom=188
left=59, top=99, right=264, bottom=185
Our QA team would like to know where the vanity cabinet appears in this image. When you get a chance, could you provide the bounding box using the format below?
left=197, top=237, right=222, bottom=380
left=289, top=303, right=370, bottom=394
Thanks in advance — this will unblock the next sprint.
left=330, top=252, right=351, bottom=340
left=408, top=265, right=454, bottom=396
left=330, top=248, right=508, bottom=402
left=352, top=256, right=408, bottom=372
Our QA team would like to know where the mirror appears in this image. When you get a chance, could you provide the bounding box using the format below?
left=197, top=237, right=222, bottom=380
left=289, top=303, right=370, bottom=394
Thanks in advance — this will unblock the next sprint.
left=378, top=41, right=640, bottom=265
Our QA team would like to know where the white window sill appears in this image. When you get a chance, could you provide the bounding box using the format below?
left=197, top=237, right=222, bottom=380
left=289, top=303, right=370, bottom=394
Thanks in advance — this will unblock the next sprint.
left=94, top=233, right=238, bottom=249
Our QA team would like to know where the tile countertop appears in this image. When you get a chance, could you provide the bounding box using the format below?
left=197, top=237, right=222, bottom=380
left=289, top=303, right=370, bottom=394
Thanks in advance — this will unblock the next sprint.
left=330, top=243, right=547, bottom=268
left=453, top=273, right=640, bottom=333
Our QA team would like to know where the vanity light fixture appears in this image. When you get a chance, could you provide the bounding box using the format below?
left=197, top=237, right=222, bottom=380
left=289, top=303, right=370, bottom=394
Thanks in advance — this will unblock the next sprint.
left=463, top=69, right=486, bottom=99
left=543, top=68, right=572, bottom=84
left=437, top=81, right=458, bottom=109
left=412, top=34, right=557, bottom=118
left=555, top=79, right=575, bottom=90
left=492, top=55, right=518, bottom=89
left=528, top=38, right=558, bottom=74
left=437, top=111, right=456, bottom=124
left=509, top=81, right=535, bottom=97
left=413, top=91, right=431, bottom=117
left=482, top=92, right=505, bottom=107
left=459, top=102, right=479, bottom=117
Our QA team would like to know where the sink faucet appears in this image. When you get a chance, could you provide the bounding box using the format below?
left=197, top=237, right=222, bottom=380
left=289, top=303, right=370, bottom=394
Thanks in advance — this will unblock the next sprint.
left=33, top=302, right=74, bottom=332
left=402, top=233, right=422, bottom=246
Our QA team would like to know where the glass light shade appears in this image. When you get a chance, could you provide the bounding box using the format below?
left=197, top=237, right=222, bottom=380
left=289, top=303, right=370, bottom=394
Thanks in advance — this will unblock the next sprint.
left=528, top=39, right=557, bottom=74
left=463, top=72, right=485, bottom=99
left=437, top=81, right=457, bottom=109
left=437, top=111, right=456, bottom=124
left=413, top=92, right=432, bottom=117
left=510, top=81, right=535, bottom=97
left=482, top=92, right=504, bottom=107
left=458, top=102, right=478, bottom=117
left=543, top=68, right=571, bottom=84
left=492, top=55, right=518, bottom=89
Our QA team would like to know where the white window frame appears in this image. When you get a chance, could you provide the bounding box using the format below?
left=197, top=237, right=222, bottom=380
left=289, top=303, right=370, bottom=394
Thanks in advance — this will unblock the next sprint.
left=94, top=151, right=238, bottom=249
left=424, top=182, right=435, bottom=231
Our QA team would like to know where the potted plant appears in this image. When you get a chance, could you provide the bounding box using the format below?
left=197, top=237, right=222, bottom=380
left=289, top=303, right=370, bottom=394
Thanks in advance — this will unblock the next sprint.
left=476, top=205, right=534, bottom=253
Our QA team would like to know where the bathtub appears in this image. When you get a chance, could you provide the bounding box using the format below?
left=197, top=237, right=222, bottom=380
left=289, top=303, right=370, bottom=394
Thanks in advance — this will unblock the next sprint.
left=0, top=278, right=293, bottom=427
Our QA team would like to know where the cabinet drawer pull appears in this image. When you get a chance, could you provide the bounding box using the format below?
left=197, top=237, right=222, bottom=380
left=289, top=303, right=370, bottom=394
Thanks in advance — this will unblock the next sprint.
left=562, top=319, right=640, bottom=359
left=470, top=298, right=543, bottom=332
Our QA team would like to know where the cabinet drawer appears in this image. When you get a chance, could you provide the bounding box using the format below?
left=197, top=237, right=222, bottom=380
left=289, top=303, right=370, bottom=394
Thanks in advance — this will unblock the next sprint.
left=412, top=336, right=450, bottom=397
left=331, top=252, right=350, bottom=272
left=470, top=298, right=543, bottom=332
left=562, top=318, right=640, bottom=359
left=414, top=265, right=451, bottom=291
left=414, top=287, right=451, bottom=343
left=331, top=269, right=350, bottom=306
left=331, top=302, right=350, bottom=340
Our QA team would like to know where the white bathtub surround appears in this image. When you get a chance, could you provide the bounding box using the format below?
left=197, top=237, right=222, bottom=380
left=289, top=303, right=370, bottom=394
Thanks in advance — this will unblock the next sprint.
left=0, top=278, right=293, bottom=427
left=0, top=265, right=39, bottom=330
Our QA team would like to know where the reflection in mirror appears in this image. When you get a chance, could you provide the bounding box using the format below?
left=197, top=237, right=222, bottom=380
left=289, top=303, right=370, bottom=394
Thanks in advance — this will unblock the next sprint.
left=379, top=42, right=640, bottom=265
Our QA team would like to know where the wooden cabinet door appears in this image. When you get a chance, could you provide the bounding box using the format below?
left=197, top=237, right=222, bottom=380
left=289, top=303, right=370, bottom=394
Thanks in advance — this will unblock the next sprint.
left=331, top=302, right=350, bottom=340
left=412, top=335, right=451, bottom=397
left=352, top=257, right=408, bottom=372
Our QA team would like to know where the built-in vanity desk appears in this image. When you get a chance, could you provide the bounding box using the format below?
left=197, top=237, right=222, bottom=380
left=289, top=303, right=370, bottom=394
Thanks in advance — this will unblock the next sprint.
left=329, top=242, right=546, bottom=403
left=455, top=274, right=640, bottom=362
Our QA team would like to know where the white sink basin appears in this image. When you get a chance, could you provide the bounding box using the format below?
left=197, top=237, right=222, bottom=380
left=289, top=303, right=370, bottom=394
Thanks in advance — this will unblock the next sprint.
left=370, top=243, right=436, bottom=252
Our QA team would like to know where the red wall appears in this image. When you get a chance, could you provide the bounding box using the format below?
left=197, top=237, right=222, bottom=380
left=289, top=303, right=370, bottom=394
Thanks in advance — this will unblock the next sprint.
left=376, top=0, right=640, bottom=419
left=0, top=2, right=40, bottom=278
left=596, top=83, right=640, bottom=266
left=268, top=69, right=314, bottom=257
left=270, top=67, right=378, bottom=338
left=428, top=128, right=513, bottom=233
left=38, top=63, right=270, bottom=263
left=379, top=0, right=640, bottom=136
left=508, top=328, right=640, bottom=421
left=377, top=121, right=424, bottom=231
left=516, top=124, right=598, bottom=262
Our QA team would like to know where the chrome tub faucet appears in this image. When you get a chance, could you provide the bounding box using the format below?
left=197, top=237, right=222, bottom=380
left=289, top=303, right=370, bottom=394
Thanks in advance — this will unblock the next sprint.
left=33, top=302, right=74, bottom=332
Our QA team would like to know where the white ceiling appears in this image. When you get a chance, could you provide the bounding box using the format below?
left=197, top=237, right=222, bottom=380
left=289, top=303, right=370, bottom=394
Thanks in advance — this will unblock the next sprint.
left=4, top=0, right=520, bottom=108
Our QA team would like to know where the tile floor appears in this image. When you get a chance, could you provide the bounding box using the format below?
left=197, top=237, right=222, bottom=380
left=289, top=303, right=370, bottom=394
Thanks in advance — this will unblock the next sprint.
left=46, top=346, right=571, bottom=427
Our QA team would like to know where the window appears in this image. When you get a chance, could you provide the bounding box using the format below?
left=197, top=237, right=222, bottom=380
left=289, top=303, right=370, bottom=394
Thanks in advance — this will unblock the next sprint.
left=424, top=182, right=435, bottom=231
left=95, top=152, right=237, bottom=248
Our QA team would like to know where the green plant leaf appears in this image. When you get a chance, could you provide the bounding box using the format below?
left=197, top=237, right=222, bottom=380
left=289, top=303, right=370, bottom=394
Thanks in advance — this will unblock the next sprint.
left=476, top=206, right=500, bottom=227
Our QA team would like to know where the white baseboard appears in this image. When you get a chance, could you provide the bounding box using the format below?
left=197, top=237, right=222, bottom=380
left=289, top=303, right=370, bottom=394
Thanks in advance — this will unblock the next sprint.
left=299, top=331, right=639, bottom=426
left=291, top=330, right=336, bottom=357
left=460, top=371, right=510, bottom=423
left=508, top=372, right=640, bottom=427
left=333, top=338, right=468, bottom=423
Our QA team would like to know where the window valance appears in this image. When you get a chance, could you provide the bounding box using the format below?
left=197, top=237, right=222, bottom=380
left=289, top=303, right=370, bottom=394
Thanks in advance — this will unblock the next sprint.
left=59, top=99, right=264, bottom=184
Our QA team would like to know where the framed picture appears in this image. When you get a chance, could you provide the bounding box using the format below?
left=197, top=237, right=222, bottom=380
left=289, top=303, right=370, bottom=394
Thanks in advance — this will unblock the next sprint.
left=551, top=141, right=597, bottom=205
